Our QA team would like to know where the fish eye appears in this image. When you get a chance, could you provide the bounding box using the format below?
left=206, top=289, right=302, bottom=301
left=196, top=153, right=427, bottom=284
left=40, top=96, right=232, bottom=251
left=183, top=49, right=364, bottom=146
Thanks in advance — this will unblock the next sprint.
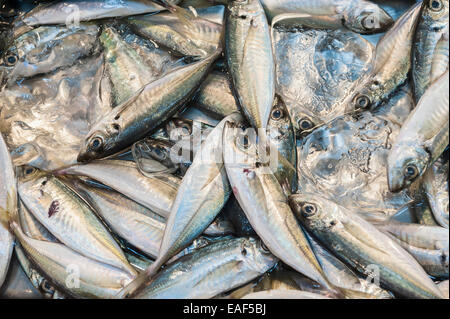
left=89, top=136, right=103, bottom=151
left=429, top=0, right=443, bottom=11
left=180, top=123, right=192, bottom=136
left=404, top=164, right=419, bottom=180
left=5, top=54, right=18, bottom=66
left=270, top=108, right=284, bottom=120
left=362, top=15, right=376, bottom=30
left=298, top=118, right=313, bottom=131
left=24, top=167, right=35, bottom=175
left=354, top=94, right=371, bottom=109
left=301, top=203, right=317, bottom=217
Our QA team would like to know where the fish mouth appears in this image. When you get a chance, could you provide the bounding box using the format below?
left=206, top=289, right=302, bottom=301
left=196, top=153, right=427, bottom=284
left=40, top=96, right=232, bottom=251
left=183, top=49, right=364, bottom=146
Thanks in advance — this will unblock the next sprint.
left=387, top=167, right=405, bottom=193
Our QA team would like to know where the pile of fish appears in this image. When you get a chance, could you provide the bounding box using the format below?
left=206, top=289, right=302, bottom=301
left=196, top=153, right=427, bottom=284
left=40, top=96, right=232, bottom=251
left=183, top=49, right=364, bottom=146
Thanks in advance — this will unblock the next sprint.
left=0, top=0, right=448, bottom=299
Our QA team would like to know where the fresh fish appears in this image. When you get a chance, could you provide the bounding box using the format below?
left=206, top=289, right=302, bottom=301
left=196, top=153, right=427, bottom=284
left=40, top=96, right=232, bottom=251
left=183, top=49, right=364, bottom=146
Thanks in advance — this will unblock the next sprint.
left=222, top=119, right=332, bottom=291
left=78, top=49, right=221, bottom=161
left=100, top=26, right=155, bottom=107
left=0, top=132, right=15, bottom=289
left=376, top=222, right=449, bottom=279
left=261, top=0, right=393, bottom=34
left=67, top=179, right=165, bottom=259
left=289, top=193, right=444, bottom=298
left=134, top=237, right=277, bottom=298
left=194, top=71, right=239, bottom=119
left=423, top=159, right=449, bottom=229
left=412, top=0, right=449, bottom=102
left=387, top=71, right=449, bottom=192
left=17, top=166, right=136, bottom=276
left=340, top=2, right=422, bottom=114
left=306, top=233, right=393, bottom=299
left=127, top=5, right=223, bottom=58
left=10, top=221, right=135, bottom=299
left=12, top=0, right=165, bottom=39
left=1, top=23, right=100, bottom=88
left=57, top=159, right=180, bottom=218
left=119, top=113, right=238, bottom=297
left=225, top=0, right=275, bottom=129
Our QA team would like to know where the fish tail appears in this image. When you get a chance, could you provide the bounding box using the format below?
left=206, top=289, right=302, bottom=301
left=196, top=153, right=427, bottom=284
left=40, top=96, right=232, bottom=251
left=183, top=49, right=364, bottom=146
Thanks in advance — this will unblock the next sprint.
left=114, top=260, right=161, bottom=299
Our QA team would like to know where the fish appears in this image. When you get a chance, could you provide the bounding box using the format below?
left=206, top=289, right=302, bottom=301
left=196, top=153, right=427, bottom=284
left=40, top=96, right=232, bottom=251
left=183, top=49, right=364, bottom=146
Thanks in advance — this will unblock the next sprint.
left=11, top=0, right=165, bottom=39
left=387, top=70, right=449, bottom=192
left=10, top=221, right=135, bottom=299
left=118, top=113, right=239, bottom=298
left=133, top=237, right=277, bottom=298
left=222, top=119, right=332, bottom=291
left=260, top=0, right=393, bottom=34
left=225, top=0, right=275, bottom=129
left=423, top=158, right=449, bottom=229
left=412, top=0, right=449, bottom=102
left=67, top=178, right=165, bottom=259
left=0, top=132, right=15, bottom=289
left=127, top=5, right=223, bottom=58
left=194, top=71, right=239, bottom=119
left=56, top=159, right=180, bottom=218
left=375, top=222, right=449, bottom=279
left=1, top=23, right=100, bottom=88
left=241, top=289, right=330, bottom=299
left=17, top=166, right=137, bottom=276
left=100, top=26, right=155, bottom=107
left=339, top=2, right=422, bottom=114
left=77, top=49, right=221, bottom=162
left=289, top=193, right=444, bottom=298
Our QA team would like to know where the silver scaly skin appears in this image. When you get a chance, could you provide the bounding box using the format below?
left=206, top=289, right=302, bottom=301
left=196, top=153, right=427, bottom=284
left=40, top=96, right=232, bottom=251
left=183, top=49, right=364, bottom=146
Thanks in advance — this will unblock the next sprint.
left=387, top=70, right=449, bottom=192
left=289, top=193, right=444, bottom=299
left=17, top=166, right=136, bottom=276
left=226, top=0, right=275, bottom=129
left=134, top=237, right=277, bottom=299
left=78, top=49, right=221, bottom=161
left=57, top=159, right=180, bottom=218
left=423, top=159, right=449, bottom=229
left=412, top=0, right=449, bottom=103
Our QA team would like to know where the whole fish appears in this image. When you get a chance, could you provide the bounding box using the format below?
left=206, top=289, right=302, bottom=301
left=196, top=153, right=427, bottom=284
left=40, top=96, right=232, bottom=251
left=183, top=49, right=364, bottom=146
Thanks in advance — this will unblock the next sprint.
left=1, top=24, right=100, bottom=87
left=134, top=237, right=277, bottom=299
left=340, top=2, right=422, bottom=114
left=412, top=0, right=449, bottom=102
left=12, top=0, right=165, bottom=39
left=194, top=71, right=239, bottom=119
left=375, top=222, right=449, bottom=279
left=10, top=221, right=135, bottom=299
left=17, top=166, right=136, bottom=276
left=128, top=5, right=223, bottom=58
left=423, top=159, right=449, bottom=229
left=67, top=179, right=165, bottom=259
left=100, top=26, right=155, bottom=107
left=222, top=119, right=332, bottom=291
left=118, top=113, right=239, bottom=298
left=57, top=159, right=180, bottom=218
left=260, top=0, right=393, bottom=34
left=289, top=193, right=444, bottom=298
left=225, top=0, right=275, bottom=129
left=387, top=71, right=449, bottom=192
left=77, top=49, right=221, bottom=161
left=0, top=132, right=15, bottom=289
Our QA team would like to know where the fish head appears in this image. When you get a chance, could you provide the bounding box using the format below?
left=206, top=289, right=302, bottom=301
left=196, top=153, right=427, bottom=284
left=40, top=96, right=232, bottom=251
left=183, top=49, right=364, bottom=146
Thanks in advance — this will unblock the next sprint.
left=422, top=0, right=449, bottom=28
left=16, top=165, right=49, bottom=197
left=78, top=125, right=117, bottom=162
left=343, top=2, right=394, bottom=34
left=267, top=94, right=293, bottom=143
left=387, top=142, right=429, bottom=192
left=0, top=47, right=19, bottom=86
left=222, top=119, right=259, bottom=170
left=289, top=193, right=344, bottom=233
left=240, top=237, right=278, bottom=272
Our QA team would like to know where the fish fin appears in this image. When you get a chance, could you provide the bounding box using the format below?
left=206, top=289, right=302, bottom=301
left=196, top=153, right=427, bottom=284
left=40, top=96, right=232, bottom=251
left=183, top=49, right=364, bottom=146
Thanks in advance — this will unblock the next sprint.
left=114, top=260, right=160, bottom=298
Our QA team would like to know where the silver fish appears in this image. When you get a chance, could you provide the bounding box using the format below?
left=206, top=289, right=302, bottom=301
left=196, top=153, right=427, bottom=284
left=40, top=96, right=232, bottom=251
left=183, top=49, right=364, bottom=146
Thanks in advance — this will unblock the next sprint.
left=423, top=159, right=449, bottom=229
left=289, top=193, right=444, bottom=299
